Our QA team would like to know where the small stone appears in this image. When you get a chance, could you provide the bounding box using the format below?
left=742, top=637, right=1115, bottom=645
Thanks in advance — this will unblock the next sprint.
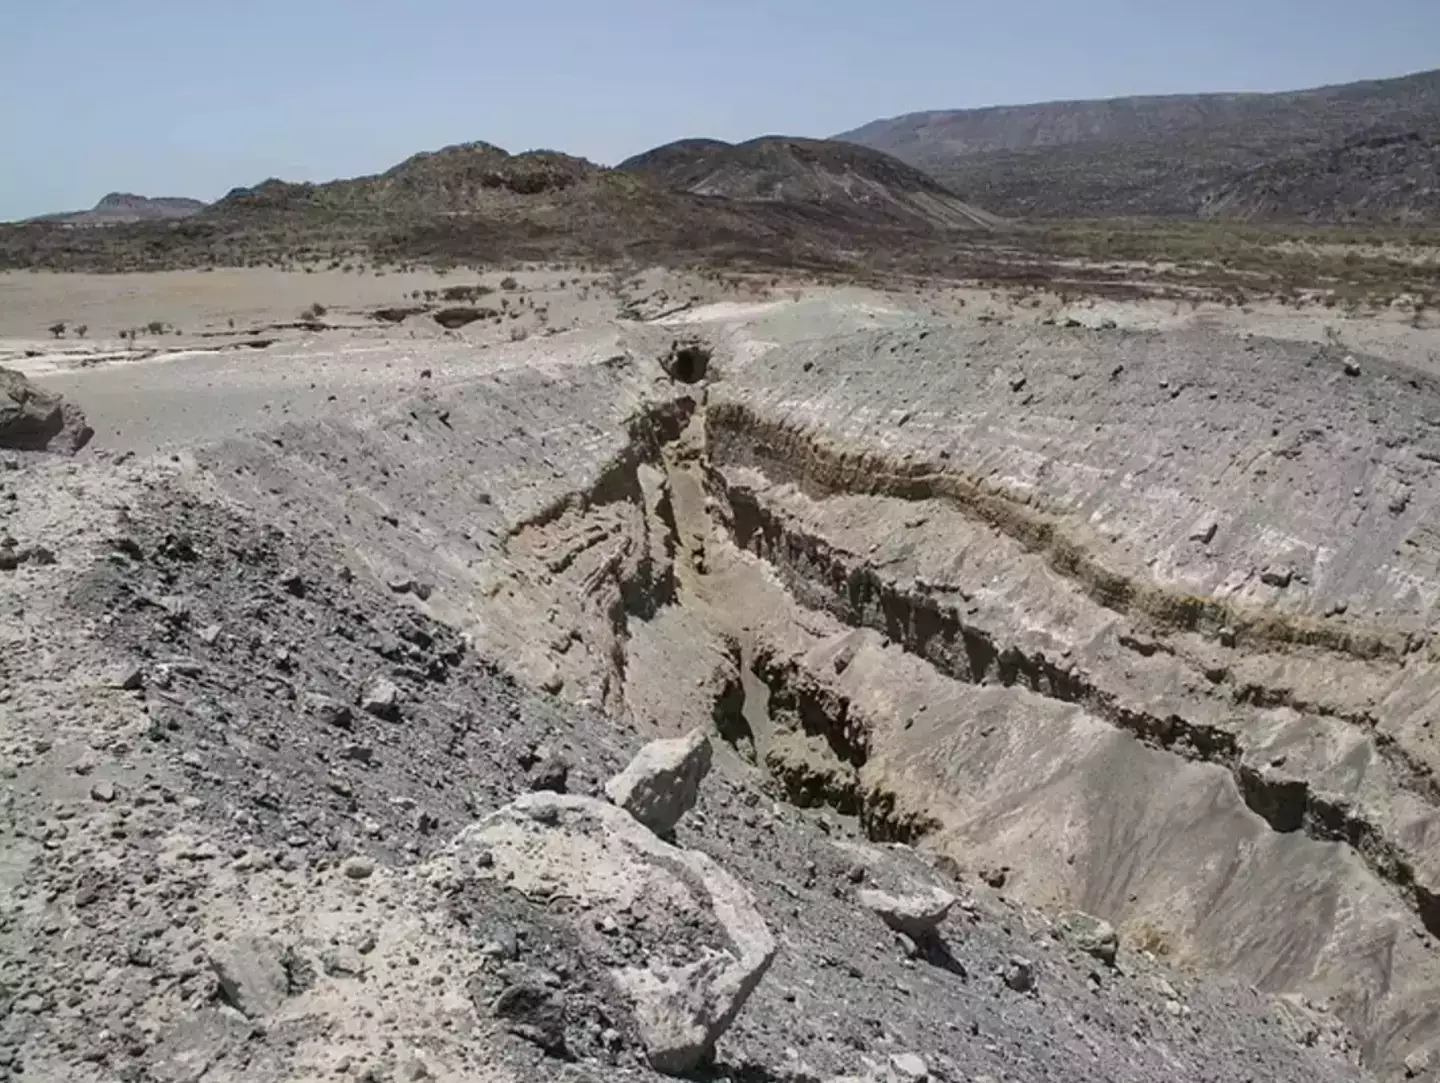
left=303, top=692, right=354, bottom=729
left=1057, top=910, right=1119, bottom=966
left=1260, top=566, right=1293, bottom=589
left=278, top=570, right=306, bottom=597
left=106, top=666, right=145, bottom=691
left=1404, top=1048, right=1432, bottom=1078
left=198, top=624, right=222, bottom=646
left=360, top=678, right=401, bottom=721
left=889, top=1053, right=930, bottom=1080
left=489, top=980, right=567, bottom=1055
left=527, top=754, right=571, bottom=794
left=89, top=780, right=116, bottom=803
left=1343, top=355, right=1361, bottom=377
left=342, top=856, right=375, bottom=880
left=1002, top=956, right=1035, bottom=993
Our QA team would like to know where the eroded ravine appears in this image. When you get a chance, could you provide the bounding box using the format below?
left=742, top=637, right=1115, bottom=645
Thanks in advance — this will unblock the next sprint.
left=617, top=391, right=1440, bottom=1075
left=200, top=334, right=1440, bottom=1078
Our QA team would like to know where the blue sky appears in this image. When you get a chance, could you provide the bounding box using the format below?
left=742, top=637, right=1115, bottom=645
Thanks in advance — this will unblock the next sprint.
left=3, top=0, right=1437, bottom=219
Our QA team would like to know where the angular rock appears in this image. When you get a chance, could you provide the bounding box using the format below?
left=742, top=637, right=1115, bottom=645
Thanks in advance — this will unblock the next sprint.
left=453, top=791, right=774, bottom=1075
left=302, top=691, right=354, bottom=729
left=856, top=885, right=955, bottom=939
left=889, top=1053, right=930, bottom=1080
left=208, top=936, right=288, bottom=1018
left=491, top=979, right=568, bottom=1055
left=1057, top=910, right=1119, bottom=966
left=526, top=752, right=571, bottom=794
left=1002, top=955, right=1035, bottom=993
left=360, top=677, right=401, bottom=720
left=604, top=728, right=712, bottom=835
left=0, top=367, right=92, bottom=453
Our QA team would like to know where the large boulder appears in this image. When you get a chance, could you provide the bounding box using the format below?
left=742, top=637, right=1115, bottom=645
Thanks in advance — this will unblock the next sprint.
left=604, top=728, right=712, bottom=836
left=0, top=367, right=92, bottom=452
left=1057, top=910, right=1119, bottom=966
left=856, top=885, right=956, bottom=939
left=450, top=791, right=774, bottom=1074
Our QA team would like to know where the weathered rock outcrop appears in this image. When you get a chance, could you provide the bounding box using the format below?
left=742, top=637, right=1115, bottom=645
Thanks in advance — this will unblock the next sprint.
left=604, top=728, right=713, bottom=836
left=0, top=367, right=92, bottom=452
left=452, top=790, right=775, bottom=1074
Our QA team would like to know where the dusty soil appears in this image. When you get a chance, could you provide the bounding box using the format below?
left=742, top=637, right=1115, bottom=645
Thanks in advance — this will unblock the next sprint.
left=5, top=266, right=1440, bottom=1082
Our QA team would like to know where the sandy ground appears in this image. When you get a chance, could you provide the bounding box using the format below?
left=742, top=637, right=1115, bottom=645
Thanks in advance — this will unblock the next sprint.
left=1, top=262, right=1436, bottom=455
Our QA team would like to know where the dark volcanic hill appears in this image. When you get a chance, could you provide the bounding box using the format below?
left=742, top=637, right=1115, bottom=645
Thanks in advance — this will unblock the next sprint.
left=1, top=140, right=1007, bottom=274
left=619, top=136, right=1005, bottom=230
left=213, top=141, right=600, bottom=216
left=837, top=68, right=1440, bottom=221
left=28, top=192, right=206, bottom=226
left=1198, top=128, right=1440, bottom=224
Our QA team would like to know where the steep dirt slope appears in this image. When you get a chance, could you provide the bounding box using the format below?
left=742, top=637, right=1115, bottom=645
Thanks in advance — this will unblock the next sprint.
left=837, top=68, right=1440, bottom=219
left=619, top=137, right=1005, bottom=230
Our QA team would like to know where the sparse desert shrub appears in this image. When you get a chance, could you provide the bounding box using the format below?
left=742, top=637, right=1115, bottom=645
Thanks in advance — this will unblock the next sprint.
left=500, top=276, right=519, bottom=291
left=146, top=320, right=166, bottom=335
left=440, top=284, right=494, bottom=303
left=509, top=326, right=529, bottom=342
left=304, top=302, right=328, bottom=320
left=48, top=321, right=66, bottom=339
left=75, top=324, right=88, bottom=338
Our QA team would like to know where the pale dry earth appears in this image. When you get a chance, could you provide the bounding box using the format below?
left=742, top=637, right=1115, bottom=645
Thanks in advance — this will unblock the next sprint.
left=5, top=267, right=1440, bottom=1081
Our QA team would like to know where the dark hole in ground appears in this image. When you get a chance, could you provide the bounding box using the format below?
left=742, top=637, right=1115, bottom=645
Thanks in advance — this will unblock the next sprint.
left=665, top=340, right=711, bottom=383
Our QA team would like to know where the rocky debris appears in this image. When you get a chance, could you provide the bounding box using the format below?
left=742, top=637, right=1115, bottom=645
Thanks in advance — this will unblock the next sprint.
left=491, top=979, right=570, bottom=1055
left=856, top=885, right=956, bottom=940
left=0, top=366, right=93, bottom=452
left=452, top=790, right=776, bottom=1074
left=1057, top=910, right=1119, bottom=966
left=1404, top=1049, right=1432, bottom=1078
left=604, top=728, right=713, bottom=836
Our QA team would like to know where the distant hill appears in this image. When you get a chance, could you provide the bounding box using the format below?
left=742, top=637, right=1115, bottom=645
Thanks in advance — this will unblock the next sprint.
left=1198, top=128, right=1440, bottom=223
left=29, top=193, right=206, bottom=226
left=837, top=68, right=1440, bottom=221
left=212, top=142, right=599, bottom=216
left=0, top=141, right=1003, bottom=275
left=618, top=136, right=1005, bottom=231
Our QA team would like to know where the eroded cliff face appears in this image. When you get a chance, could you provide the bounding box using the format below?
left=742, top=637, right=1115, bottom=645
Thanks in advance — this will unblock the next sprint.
left=181, top=305, right=1440, bottom=1078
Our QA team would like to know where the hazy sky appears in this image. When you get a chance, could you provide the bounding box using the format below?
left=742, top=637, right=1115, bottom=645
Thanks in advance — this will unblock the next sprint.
left=4, top=0, right=1437, bottom=219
